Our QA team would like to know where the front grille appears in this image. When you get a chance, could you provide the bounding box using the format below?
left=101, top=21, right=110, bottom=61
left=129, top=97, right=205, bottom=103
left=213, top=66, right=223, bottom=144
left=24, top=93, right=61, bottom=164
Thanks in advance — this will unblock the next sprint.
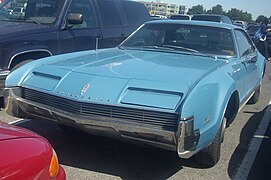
left=22, top=88, right=178, bottom=131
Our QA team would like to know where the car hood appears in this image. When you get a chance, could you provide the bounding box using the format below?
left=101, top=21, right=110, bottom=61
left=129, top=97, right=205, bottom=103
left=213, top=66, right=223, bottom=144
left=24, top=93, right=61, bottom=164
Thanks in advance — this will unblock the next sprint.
left=0, top=21, right=54, bottom=39
left=21, top=48, right=226, bottom=110
left=0, top=121, right=39, bottom=141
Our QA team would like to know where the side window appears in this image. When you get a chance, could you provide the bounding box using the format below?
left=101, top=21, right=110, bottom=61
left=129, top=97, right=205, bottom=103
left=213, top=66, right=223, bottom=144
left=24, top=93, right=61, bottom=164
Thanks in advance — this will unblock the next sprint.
left=67, top=0, right=97, bottom=29
left=96, top=0, right=122, bottom=27
left=221, top=16, right=231, bottom=24
left=120, top=1, right=150, bottom=27
left=235, top=30, right=255, bottom=57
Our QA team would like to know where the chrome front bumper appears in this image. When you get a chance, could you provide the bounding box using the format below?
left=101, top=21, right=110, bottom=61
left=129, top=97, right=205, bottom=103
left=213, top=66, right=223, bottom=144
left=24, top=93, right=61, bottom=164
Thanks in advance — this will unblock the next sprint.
left=4, top=87, right=200, bottom=158
left=0, top=71, right=10, bottom=97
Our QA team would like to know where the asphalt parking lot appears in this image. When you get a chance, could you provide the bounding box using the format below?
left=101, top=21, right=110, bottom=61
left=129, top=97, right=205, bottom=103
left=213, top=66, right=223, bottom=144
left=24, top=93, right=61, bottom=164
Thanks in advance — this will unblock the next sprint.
left=248, top=117, right=271, bottom=180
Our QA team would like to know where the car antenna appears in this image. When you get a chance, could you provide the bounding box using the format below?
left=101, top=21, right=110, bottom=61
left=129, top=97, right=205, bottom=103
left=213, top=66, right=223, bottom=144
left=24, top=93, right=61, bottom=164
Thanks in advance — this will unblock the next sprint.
left=96, top=35, right=102, bottom=51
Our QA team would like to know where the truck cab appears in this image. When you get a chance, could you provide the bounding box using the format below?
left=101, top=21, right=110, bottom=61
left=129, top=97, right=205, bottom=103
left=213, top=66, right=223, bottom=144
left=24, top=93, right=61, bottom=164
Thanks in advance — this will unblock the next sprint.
left=0, top=0, right=151, bottom=96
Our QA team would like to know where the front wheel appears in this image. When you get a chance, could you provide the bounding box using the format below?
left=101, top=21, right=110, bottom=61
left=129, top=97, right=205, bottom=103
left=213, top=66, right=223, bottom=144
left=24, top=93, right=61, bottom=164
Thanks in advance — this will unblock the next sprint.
left=248, top=85, right=261, bottom=104
left=194, top=118, right=226, bottom=167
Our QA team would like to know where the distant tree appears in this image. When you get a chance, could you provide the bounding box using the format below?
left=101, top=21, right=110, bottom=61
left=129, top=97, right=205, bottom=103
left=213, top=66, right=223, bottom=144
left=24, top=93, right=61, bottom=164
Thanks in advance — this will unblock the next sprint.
left=242, top=12, right=253, bottom=22
left=187, top=5, right=206, bottom=15
left=256, top=15, right=267, bottom=23
left=206, top=4, right=225, bottom=15
left=185, top=4, right=255, bottom=22
left=226, top=8, right=252, bottom=22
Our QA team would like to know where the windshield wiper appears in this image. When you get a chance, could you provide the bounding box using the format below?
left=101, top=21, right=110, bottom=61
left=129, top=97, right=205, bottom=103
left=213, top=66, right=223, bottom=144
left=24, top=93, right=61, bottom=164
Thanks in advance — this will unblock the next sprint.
left=118, top=45, right=173, bottom=51
left=162, top=44, right=199, bottom=53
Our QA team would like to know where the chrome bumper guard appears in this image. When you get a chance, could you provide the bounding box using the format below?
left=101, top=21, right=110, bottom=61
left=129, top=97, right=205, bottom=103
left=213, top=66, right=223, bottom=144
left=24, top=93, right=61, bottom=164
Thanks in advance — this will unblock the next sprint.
left=4, top=87, right=200, bottom=158
left=177, top=116, right=200, bottom=158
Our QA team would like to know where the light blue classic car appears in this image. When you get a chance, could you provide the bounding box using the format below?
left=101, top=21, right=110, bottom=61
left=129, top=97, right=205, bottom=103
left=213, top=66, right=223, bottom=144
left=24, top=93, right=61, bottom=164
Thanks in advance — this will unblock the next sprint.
left=4, top=20, right=266, bottom=166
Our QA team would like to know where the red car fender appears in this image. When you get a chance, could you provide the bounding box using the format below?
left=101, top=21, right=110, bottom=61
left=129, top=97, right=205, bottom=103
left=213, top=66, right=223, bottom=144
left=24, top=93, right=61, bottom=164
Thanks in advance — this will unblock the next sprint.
left=0, top=137, right=55, bottom=179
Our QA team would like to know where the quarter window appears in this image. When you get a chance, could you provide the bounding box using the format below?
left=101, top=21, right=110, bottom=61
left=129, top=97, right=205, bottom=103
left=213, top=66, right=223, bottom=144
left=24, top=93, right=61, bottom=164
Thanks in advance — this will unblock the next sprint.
left=121, top=1, right=149, bottom=26
left=96, top=0, right=122, bottom=27
left=235, top=30, right=255, bottom=57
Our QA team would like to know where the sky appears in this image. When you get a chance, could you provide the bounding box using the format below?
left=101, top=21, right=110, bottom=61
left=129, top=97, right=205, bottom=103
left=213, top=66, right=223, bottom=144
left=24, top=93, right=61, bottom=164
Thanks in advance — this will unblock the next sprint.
left=139, top=0, right=270, bottom=20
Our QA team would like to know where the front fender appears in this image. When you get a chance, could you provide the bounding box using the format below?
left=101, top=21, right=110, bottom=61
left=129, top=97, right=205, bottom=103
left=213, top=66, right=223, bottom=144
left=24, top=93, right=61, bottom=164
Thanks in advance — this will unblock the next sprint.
left=5, top=50, right=92, bottom=87
left=256, top=51, right=266, bottom=78
left=180, top=68, right=237, bottom=150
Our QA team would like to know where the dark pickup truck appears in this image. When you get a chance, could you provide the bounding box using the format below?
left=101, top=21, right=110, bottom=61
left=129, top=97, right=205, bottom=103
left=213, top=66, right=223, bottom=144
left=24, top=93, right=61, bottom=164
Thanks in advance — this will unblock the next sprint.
left=0, top=0, right=151, bottom=96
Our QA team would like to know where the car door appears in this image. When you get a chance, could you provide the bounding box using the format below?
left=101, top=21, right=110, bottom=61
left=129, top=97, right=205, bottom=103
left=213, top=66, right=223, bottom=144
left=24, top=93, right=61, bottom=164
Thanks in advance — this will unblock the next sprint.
left=94, top=0, right=126, bottom=49
left=234, top=29, right=259, bottom=97
left=58, top=0, right=101, bottom=53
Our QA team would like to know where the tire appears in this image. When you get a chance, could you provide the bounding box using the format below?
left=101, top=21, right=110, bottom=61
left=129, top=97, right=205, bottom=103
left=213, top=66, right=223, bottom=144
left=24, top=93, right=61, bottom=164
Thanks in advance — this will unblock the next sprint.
left=248, top=85, right=261, bottom=104
left=11, top=60, right=32, bottom=71
left=195, top=119, right=225, bottom=167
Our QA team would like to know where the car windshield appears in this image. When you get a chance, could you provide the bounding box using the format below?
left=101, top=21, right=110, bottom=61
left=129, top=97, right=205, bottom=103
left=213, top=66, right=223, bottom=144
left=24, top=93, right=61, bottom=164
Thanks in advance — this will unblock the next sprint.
left=120, top=23, right=236, bottom=57
left=0, top=0, right=65, bottom=24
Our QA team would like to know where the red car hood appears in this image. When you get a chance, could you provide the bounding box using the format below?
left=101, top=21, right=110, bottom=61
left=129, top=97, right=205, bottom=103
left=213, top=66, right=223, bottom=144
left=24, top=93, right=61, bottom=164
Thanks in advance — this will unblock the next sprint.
left=0, top=121, right=39, bottom=141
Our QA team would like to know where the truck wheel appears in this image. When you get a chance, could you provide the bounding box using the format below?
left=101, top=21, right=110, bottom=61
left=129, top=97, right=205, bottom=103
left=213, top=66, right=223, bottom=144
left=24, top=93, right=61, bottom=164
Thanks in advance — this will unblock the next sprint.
left=11, top=60, right=32, bottom=71
left=195, top=118, right=225, bottom=167
left=248, top=85, right=261, bottom=104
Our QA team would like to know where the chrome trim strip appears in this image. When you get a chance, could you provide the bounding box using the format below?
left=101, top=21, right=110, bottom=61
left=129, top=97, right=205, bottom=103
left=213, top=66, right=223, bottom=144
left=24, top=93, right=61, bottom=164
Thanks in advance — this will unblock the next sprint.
left=176, top=116, right=200, bottom=158
left=0, top=70, right=10, bottom=76
left=238, top=83, right=260, bottom=113
left=8, top=49, right=53, bottom=69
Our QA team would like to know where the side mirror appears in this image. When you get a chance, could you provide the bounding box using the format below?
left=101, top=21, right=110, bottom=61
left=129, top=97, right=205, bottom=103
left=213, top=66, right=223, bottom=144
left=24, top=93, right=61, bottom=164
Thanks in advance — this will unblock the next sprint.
left=67, top=13, right=83, bottom=25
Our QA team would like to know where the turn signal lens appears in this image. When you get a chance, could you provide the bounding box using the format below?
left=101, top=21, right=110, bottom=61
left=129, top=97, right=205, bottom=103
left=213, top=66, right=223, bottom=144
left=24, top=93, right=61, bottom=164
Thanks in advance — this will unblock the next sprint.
left=49, top=149, right=59, bottom=178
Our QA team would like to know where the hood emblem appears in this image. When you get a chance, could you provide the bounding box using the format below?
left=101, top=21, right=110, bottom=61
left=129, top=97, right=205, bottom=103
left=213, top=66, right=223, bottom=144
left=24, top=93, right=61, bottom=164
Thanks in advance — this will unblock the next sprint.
left=80, top=83, right=90, bottom=95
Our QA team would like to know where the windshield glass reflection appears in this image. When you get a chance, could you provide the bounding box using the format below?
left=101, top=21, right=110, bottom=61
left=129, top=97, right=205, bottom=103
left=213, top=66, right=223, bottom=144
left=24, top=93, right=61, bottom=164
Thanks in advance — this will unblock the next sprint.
left=0, top=0, right=65, bottom=24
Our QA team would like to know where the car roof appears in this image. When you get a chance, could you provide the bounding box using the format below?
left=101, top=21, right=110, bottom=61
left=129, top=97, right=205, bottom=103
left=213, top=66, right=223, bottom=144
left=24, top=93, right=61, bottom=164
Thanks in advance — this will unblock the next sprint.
left=193, top=14, right=224, bottom=17
left=145, top=20, right=239, bottom=30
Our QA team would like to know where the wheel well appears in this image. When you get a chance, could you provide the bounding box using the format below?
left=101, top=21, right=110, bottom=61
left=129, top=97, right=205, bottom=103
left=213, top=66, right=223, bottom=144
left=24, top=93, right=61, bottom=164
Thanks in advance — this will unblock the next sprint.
left=9, top=51, right=52, bottom=70
left=262, top=63, right=266, bottom=78
left=225, top=91, right=239, bottom=126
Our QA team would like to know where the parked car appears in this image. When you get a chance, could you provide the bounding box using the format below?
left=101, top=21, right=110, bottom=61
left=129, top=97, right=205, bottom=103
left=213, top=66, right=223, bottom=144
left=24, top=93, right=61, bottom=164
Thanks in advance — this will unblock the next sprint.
left=4, top=20, right=266, bottom=167
left=151, top=15, right=168, bottom=20
left=232, top=20, right=247, bottom=29
left=170, top=14, right=191, bottom=20
left=0, top=121, right=65, bottom=179
left=0, top=0, right=151, bottom=97
left=11, top=7, right=25, bottom=17
left=191, top=14, right=232, bottom=24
